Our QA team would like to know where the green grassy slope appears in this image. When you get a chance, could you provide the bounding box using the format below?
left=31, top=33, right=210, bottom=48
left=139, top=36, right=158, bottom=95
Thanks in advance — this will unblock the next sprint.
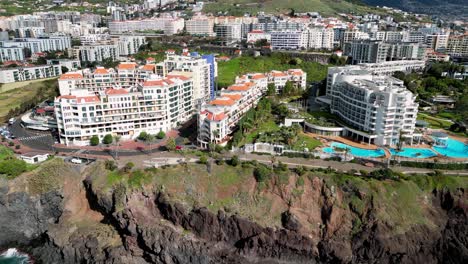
left=203, top=0, right=384, bottom=17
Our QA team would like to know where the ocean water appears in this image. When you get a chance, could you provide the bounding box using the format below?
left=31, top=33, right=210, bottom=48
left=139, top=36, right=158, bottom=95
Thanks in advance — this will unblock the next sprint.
left=0, top=249, right=31, bottom=264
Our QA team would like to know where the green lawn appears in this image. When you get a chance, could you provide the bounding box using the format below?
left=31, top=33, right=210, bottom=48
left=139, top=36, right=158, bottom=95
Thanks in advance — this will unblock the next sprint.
left=417, top=113, right=453, bottom=129
left=217, top=55, right=329, bottom=88
left=0, top=78, right=58, bottom=122
left=293, top=134, right=322, bottom=151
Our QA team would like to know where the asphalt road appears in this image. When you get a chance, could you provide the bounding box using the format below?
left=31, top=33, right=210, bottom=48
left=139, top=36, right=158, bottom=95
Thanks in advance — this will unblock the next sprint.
left=8, top=121, right=56, bottom=151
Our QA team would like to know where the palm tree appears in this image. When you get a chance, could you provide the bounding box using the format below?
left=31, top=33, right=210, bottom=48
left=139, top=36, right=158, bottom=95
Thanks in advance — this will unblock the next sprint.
left=145, top=134, right=155, bottom=155
left=344, top=147, right=350, bottom=161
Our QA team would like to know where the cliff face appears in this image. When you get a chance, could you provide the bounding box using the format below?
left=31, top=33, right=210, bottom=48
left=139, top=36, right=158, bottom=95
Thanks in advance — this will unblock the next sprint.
left=0, top=164, right=467, bottom=264
left=0, top=184, right=63, bottom=248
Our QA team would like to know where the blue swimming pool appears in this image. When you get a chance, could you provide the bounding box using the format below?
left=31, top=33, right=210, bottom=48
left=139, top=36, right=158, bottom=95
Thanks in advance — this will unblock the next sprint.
left=390, top=148, right=438, bottom=158
left=323, top=142, right=385, bottom=158
left=432, top=138, right=468, bottom=158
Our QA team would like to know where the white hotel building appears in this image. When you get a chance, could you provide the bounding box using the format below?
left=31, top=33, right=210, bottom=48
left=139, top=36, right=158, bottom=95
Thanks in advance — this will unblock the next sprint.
left=197, top=69, right=306, bottom=148
left=323, top=64, right=419, bottom=146
left=55, top=63, right=195, bottom=146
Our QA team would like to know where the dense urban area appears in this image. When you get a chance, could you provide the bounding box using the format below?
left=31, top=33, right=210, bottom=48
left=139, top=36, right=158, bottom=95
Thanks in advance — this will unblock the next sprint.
left=0, top=0, right=467, bottom=263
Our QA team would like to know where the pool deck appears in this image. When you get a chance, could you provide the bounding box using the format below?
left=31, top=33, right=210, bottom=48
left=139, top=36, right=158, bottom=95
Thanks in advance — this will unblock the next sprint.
left=304, top=133, right=391, bottom=159
left=305, top=132, right=468, bottom=161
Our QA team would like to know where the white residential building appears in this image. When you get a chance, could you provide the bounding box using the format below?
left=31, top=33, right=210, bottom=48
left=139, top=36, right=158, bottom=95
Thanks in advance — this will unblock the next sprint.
left=46, top=59, right=81, bottom=71
left=0, top=47, right=25, bottom=62
left=270, top=31, right=308, bottom=50
left=115, top=35, right=147, bottom=56
left=0, top=64, right=62, bottom=83
left=108, top=18, right=184, bottom=35
left=54, top=71, right=194, bottom=146
left=0, top=34, right=71, bottom=54
left=161, top=52, right=217, bottom=105
left=74, top=44, right=119, bottom=62
left=186, top=16, right=215, bottom=36
left=247, top=30, right=271, bottom=44
left=197, top=69, right=307, bottom=148
left=306, top=27, right=334, bottom=50
left=214, top=23, right=242, bottom=44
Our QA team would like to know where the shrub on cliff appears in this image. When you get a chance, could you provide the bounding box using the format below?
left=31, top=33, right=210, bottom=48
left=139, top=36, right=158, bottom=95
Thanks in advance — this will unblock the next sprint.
left=254, top=165, right=272, bottom=182
left=0, top=158, right=27, bottom=179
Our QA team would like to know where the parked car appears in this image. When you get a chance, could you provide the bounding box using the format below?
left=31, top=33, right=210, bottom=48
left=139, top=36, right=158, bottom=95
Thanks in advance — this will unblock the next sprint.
left=70, top=158, right=82, bottom=164
left=8, top=118, right=15, bottom=125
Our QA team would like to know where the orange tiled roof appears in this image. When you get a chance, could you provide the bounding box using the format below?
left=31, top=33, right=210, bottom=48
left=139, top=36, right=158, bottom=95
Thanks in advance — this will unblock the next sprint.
left=210, top=98, right=236, bottom=106
left=228, top=83, right=253, bottom=91
left=251, top=73, right=266, bottom=80
left=222, top=94, right=242, bottom=100
left=105, top=88, right=128, bottom=95
left=202, top=110, right=226, bottom=121
left=76, top=96, right=100, bottom=103
left=94, top=68, right=109, bottom=74
left=271, top=71, right=287, bottom=77
left=143, top=80, right=165, bottom=86
left=167, top=74, right=190, bottom=81
left=142, top=64, right=156, bottom=71
left=118, top=63, right=137, bottom=70
left=59, top=73, right=83, bottom=80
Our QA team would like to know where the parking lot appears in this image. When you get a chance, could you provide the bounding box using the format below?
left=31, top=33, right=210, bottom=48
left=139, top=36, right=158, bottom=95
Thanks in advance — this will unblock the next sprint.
left=4, top=120, right=56, bottom=151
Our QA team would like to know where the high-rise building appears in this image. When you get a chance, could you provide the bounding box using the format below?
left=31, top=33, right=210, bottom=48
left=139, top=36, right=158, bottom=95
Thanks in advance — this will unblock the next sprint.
left=214, top=24, right=242, bottom=45
left=447, top=34, right=468, bottom=57
left=55, top=64, right=195, bottom=146
left=185, top=16, right=215, bottom=37
left=329, top=74, right=418, bottom=146
left=160, top=52, right=217, bottom=106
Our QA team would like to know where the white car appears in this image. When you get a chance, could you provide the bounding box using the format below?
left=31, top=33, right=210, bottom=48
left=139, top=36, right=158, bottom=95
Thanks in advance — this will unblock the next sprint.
left=8, top=118, right=15, bottom=125
left=70, top=158, right=82, bottom=164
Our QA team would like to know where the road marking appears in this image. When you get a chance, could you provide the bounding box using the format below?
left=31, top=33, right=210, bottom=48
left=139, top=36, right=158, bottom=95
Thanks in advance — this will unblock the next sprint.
left=18, top=134, right=51, bottom=140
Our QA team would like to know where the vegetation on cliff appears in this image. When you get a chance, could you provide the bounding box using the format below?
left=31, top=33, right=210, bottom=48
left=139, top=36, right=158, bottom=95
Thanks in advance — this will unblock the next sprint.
left=86, top=159, right=467, bottom=236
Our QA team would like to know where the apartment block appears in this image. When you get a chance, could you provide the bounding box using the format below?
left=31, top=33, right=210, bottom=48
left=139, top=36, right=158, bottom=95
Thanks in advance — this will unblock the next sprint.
left=247, top=30, right=271, bottom=44
left=75, top=44, right=119, bottom=62
left=108, top=18, right=184, bottom=35
left=0, top=34, right=71, bottom=54
left=55, top=68, right=194, bottom=146
left=115, top=36, right=147, bottom=56
left=270, top=31, right=308, bottom=50
left=161, top=52, right=217, bottom=105
left=447, top=34, right=468, bottom=57
left=306, top=27, right=334, bottom=50
left=186, top=16, right=215, bottom=36
left=0, top=47, right=25, bottom=62
left=197, top=69, right=306, bottom=148
left=0, top=64, right=62, bottom=83
left=214, top=24, right=242, bottom=45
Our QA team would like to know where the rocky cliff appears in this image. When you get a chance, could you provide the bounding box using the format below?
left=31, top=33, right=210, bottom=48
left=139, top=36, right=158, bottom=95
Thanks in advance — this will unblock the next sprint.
left=0, top=161, right=467, bottom=264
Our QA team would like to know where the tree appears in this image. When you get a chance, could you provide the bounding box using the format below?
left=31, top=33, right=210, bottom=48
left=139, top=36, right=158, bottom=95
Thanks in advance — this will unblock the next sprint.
left=156, top=131, right=165, bottom=139
left=254, top=165, right=272, bottom=182
left=254, top=39, right=269, bottom=47
left=282, top=81, right=295, bottom=97
left=230, top=155, right=240, bottom=166
left=61, top=66, right=69, bottom=74
left=105, top=160, right=117, bottom=171
left=166, top=137, right=176, bottom=151
left=103, top=134, right=113, bottom=145
left=90, top=135, right=99, bottom=146
left=138, top=132, right=149, bottom=141
left=267, top=83, right=276, bottom=96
